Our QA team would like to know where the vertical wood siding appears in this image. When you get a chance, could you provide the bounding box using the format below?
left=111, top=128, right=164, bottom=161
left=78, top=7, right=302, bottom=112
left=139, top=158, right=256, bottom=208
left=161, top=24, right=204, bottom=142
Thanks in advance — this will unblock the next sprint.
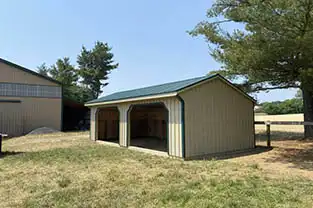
left=97, top=109, right=119, bottom=140
left=130, top=108, right=167, bottom=139
left=89, top=97, right=183, bottom=157
left=179, top=78, right=254, bottom=158
left=0, top=102, right=23, bottom=136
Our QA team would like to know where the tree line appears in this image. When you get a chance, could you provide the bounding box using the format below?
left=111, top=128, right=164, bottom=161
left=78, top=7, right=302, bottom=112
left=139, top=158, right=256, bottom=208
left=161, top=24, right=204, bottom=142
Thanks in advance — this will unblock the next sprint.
left=259, top=100, right=303, bottom=115
left=191, top=0, right=313, bottom=137
left=38, top=41, right=118, bottom=103
left=257, top=90, right=303, bottom=115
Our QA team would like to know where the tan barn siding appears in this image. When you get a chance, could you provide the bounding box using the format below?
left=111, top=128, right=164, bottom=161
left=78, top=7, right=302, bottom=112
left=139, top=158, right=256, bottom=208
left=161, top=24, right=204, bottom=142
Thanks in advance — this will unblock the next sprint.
left=0, top=62, right=58, bottom=86
left=90, top=97, right=183, bottom=157
left=90, top=107, right=98, bottom=141
left=180, top=78, right=254, bottom=158
left=0, top=96, right=62, bottom=135
left=21, top=97, right=62, bottom=133
left=121, top=97, right=182, bottom=157
left=0, top=102, right=23, bottom=136
left=119, top=104, right=128, bottom=147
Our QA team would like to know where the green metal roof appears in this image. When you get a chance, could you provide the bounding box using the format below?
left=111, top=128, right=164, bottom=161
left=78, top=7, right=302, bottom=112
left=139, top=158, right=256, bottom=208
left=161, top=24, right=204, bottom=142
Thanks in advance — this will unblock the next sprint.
left=86, top=74, right=218, bottom=104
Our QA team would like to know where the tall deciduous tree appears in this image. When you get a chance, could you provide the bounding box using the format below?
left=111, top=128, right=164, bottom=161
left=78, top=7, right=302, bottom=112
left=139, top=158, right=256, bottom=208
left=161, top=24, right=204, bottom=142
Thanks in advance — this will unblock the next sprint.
left=190, top=0, right=313, bottom=137
left=77, top=41, right=118, bottom=99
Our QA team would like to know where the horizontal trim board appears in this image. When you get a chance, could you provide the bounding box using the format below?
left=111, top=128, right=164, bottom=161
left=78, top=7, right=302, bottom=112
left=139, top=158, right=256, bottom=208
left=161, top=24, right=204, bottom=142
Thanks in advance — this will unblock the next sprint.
left=0, top=95, right=62, bottom=99
left=0, top=99, right=21, bottom=103
left=85, top=92, right=177, bottom=107
left=255, top=121, right=313, bottom=125
left=0, top=81, right=61, bottom=87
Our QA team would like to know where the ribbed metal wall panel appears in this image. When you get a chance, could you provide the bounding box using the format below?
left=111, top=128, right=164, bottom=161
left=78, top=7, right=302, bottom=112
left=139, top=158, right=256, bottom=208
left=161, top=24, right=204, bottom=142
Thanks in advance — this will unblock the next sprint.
left=89, top=97, right=183, bottom=157
left=90, top=107, right=98, bottom=141
left=0, top=102, right=23, bottom=136
left=0, top=62, right=59, bottom=86
left=0, top=96, right=62, bottom=136
left=0, top=61, right=62, bottom=137
left=21, top=97, right=62, bottom=133
left=179, top=78, right=254, bottom=158
left=118, top=104, right=128, bottom=147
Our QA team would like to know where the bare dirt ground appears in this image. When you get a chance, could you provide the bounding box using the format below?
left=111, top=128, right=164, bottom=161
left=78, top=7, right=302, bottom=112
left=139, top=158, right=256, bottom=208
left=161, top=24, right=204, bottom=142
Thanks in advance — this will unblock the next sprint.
left=230, top=130, right=313, bottom=180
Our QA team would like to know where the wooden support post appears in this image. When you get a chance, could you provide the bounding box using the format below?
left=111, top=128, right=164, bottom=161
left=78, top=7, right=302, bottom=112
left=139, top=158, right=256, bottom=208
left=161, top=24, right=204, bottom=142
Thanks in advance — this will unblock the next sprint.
left=0, top=134, right=2, bottom=156
left=266, top=121, right=271, bottom=147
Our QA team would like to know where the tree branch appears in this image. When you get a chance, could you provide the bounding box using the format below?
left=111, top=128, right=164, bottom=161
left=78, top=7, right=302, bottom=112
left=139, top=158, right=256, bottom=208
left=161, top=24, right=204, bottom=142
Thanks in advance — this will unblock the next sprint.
left=253, top=85, right=300, bottom=91
left=212, top=19, right=232, bottom=25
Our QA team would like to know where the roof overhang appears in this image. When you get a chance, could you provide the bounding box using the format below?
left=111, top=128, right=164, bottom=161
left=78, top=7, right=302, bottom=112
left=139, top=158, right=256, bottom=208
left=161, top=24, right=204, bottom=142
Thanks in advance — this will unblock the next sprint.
left=85, top=92, right=177, bottom=107
left=85, top=74, right=256, bottom=107
left=177, top=75, right=256, bottom=103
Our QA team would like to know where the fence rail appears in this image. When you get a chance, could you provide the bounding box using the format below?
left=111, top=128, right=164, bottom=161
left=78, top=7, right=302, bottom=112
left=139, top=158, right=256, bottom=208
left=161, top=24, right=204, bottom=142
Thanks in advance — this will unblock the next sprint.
left=255, top=121, right=313, bottom=147
left=255, top=121, right=313, bottom=125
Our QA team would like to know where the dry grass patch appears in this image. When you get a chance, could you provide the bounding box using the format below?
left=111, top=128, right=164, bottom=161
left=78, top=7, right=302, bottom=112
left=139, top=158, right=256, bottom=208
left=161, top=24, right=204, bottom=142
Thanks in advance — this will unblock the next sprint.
left=255, top=114, right=304, bottom=133
left=2, top=131, right=91, bottom=153
left=1, top=132, right=313, bottom=207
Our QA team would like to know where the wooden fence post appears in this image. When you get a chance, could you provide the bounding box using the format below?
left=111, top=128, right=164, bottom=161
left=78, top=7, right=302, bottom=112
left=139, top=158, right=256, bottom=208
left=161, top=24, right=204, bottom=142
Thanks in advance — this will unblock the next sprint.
left=0, top=134, right=2, bottom=156
left=266, top=121, right=271, bottom=147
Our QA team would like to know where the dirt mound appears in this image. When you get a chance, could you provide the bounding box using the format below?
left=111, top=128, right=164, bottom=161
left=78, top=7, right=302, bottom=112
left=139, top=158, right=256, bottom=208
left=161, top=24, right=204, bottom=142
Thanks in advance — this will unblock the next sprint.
left=27, top=127, right=61, bottom=135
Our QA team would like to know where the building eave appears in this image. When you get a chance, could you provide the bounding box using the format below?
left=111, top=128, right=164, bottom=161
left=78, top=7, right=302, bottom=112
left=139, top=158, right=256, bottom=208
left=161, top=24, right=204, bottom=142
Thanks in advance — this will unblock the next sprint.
left=177, top=74, right=256, bottom=103
left=85, top=92, right=178, bottom=107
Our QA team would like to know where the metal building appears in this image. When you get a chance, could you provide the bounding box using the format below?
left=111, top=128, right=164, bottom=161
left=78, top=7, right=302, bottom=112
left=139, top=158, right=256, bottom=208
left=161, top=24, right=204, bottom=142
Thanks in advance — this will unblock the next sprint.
left=86, top=74, right=255, bottom=159
left=0, top=58, right=62, bottom=136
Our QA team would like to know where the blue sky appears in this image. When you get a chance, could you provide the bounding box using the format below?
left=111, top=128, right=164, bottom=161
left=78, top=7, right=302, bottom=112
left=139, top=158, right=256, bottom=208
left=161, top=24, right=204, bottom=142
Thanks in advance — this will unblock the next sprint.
left=0, top=0, right=297, bottom=102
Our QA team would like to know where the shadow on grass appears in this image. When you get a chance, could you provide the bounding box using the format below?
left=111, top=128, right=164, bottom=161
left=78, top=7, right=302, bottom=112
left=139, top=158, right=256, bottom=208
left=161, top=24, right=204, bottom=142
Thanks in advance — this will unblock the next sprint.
left=264, top=140, right=313, bottom=171
left=256, top=131, right=313, bottom=171
left=188, top=146, right=273, bottom=161
left=0, top=151, right=24, bottom=158
left=97, top=138, right=119, bottom=144
left=256, top=131, right=304, bottom=141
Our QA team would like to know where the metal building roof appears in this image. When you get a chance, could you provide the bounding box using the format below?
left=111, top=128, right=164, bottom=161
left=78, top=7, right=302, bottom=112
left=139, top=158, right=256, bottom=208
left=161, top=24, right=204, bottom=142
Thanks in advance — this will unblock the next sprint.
left=86, top=74, right=218, bottom=104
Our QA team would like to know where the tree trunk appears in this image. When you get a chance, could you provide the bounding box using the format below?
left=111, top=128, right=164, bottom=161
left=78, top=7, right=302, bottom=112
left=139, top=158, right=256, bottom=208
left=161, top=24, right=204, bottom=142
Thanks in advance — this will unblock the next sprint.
left=302, top=87, right=313, bottom=138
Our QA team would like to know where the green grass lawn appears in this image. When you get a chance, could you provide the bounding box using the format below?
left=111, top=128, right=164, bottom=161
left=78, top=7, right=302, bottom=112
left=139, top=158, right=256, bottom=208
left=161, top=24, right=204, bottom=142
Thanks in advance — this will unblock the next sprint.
left=1, top=132, right=313, bottom=208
